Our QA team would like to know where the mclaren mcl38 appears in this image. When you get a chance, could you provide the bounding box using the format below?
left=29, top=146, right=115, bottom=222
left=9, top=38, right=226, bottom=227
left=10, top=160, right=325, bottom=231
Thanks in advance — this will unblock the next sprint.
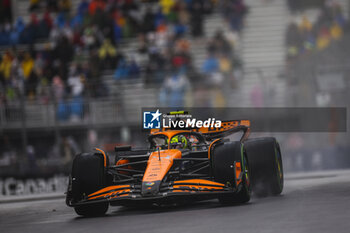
left=66, top=120, right=284, bottom=216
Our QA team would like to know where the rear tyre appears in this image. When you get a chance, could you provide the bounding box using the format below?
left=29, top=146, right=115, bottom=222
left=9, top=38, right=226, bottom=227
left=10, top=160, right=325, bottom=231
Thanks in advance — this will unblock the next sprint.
left=245, top=137, right=284, bottom=197
left=70, top=153, right=109, bottom=216
left=211, top=141, right=251, bottom=205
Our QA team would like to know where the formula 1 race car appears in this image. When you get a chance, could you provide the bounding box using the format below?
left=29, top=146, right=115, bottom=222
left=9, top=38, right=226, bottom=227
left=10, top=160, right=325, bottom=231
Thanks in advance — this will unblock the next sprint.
left=66, top=120, right=284, bottom=216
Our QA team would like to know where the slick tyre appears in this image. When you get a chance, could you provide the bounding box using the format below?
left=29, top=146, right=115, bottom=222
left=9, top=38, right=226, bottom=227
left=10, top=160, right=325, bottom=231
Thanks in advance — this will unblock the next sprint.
left=245, top=137, right=284, bottom=197
left=211, top=141, right=251, bottom=204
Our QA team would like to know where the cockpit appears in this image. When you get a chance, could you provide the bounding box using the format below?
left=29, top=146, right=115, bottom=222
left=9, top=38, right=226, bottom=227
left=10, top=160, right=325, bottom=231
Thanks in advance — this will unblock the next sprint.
left=149, top=132, right=207, bottom=151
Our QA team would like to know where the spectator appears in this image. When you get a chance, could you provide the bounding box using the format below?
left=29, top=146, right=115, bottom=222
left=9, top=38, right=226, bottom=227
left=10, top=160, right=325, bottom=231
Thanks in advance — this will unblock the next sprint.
left=21, top=52, right=34, bottom=80
left=178, top=2, right=190, bottom=25
left=55, top=12, right=67, bottom=29
left=20, top=14, right=39, bottom=44
left=114, top=58, right=140, bottom=80
left=114, top=58, right=128, bottom=80
left=52, top=75, right=64, bottom=101
left=67, top=66, right=84, bottom=97
left=221, top=0, right=247, bottom=32
left=286, top=21, right=301, bottom=60
left=0, top=52, right=13, bottom=82
left=37, top=12, right=53, bottom=39
left=77, top=0, right=89, bottom=15
left=219, top=54, right=232, bottom=78
left=89, top=0, right=106, bottom=15
left=46, top=0, right=58, bottom=11
left=82, top=26, right=98, bottom=50
left=98, top=39, right=117, bottom=69
left=21, top=52, right=36, bottom=98
left=54, top=36, right=74, bottom=78
left=113, top=21, right=123, bottom=44
left=14, top=17, right=25, bottom=35
left=29, top=0, right=40, bottom=12
left=160, top=68, right=190, bottom=107
left=173, top=19, right=187, bottom=38
left=70, top=12, right=84, bottom=28
left=142, top=7, right=156, bottom=34
left=299, top=15, right=312, bottom=32
left=67, top=67, right=84, bottom=121
left=36, top=75, right=50, bottom=104
left=43, top=11, right=53, bottom=29
left=128, top=59, right=141, bottom=79
left=316, top=27, right=331, bottom=50
left=160, top=0, right=176, bottom=15
left=190, top=1, right=204, bottom=37
left=62, top=23, right=73, bottom=41
left=201, top=53, right=219, bottom=74
left=0, top=28, right=9, bottom=46
left=0, top=0, right=12, bottom=24
left=59, top=0, right=72, bottom=12
left=330, top=22, right=343, bottom=40
left=52, top=75, right=69, bottom=121
left=72, top=27, right=84, bottom=47
left=208, top=30, right=233, bottom=56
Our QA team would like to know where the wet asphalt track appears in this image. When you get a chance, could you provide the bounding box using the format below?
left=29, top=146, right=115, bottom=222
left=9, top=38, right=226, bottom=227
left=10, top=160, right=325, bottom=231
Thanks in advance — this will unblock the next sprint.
left=1, top=170, right=350, bottom=233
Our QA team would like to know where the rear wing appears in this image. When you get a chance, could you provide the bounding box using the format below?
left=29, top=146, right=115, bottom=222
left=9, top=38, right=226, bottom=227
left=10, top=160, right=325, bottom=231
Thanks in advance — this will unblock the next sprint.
left=198, top=120, right=250, bottom=140
left=150, top=120, right=250, bottom=141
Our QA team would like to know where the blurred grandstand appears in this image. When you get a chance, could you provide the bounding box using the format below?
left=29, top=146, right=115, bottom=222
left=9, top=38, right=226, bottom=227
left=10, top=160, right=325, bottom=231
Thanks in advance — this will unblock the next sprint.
left=0, top=0, right=350, bottom=190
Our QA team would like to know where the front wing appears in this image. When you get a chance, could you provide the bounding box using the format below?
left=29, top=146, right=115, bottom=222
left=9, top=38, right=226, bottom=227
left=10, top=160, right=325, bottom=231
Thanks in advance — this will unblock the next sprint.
left=70, top=179, right=241, bottom=206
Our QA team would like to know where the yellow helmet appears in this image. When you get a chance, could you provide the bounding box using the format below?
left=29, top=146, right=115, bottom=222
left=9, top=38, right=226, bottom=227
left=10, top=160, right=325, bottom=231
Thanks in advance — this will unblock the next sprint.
left=170, top=135, right=188, bottom=149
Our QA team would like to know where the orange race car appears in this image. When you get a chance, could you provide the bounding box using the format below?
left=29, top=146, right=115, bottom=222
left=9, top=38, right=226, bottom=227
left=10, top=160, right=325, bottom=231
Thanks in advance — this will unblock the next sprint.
left=66, top=120, right=284, bottom=217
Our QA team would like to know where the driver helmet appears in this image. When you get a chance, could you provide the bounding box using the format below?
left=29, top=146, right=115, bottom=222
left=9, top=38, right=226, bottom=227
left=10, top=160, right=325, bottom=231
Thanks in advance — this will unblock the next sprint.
left=170, top=135, right=188, bottom=149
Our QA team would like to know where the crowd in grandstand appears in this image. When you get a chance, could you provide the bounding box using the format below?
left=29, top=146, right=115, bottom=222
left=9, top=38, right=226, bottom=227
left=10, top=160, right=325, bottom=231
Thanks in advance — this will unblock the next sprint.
left=286, top=0, right=349, bottom=62
left=0, top=0, right=249, bottom=174
left=0, top=0, right=247, bottom=114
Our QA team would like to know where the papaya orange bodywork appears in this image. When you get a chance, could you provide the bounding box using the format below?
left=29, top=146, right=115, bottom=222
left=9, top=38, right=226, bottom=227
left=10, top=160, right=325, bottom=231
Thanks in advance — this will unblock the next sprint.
left=116, top=159, right=131, bottom=174
left=208, top=138, right=221, bottom=159
left=95, top=148, right=107, bottom=167
left=173, top=179, right=225, bottom=192
left=143, top=149, right=182, bottom=182
left=172, top=185, right=223, bottom=192
left=173, top=179, right=225, bottom=186
left=88, top=185, right=131, bottom=200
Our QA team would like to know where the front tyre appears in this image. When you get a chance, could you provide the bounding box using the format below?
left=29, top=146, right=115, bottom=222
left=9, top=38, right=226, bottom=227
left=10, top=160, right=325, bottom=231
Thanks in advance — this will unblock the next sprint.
left=218, top=152, right=251, bottom=205
left=67, top=152, right=109, bottom=216
left=211, top=141, right=251, bottom=205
